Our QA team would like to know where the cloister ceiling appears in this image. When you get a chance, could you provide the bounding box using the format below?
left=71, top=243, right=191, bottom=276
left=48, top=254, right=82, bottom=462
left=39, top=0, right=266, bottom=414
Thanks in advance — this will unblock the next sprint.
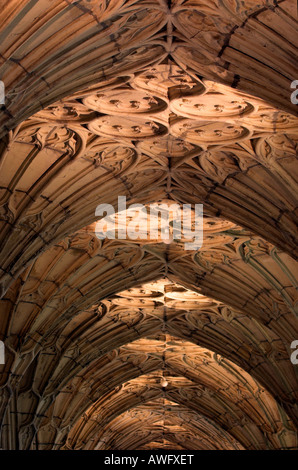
left=0, top=0, right=297, bottom=450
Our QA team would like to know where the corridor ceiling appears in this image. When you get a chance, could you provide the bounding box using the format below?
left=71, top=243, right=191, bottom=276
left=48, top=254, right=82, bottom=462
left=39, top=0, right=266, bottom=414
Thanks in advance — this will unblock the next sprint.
left=0, top=0, right=297, bottom=450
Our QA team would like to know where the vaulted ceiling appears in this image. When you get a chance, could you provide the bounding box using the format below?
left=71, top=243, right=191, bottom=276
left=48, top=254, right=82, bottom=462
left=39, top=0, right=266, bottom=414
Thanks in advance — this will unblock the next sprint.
left=0, top=0, right=297, bottom=450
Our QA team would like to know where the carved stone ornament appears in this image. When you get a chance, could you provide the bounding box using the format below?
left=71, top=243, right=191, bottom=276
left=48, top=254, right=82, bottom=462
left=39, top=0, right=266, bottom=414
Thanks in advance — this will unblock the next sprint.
left=0, top=0, right=297, bottom=451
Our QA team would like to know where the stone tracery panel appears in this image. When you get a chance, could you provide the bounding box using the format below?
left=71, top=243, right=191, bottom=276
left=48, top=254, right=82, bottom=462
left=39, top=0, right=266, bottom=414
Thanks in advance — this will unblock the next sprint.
left=0, top=0, right=297, bottom=451
left=0, top=0, right=297, bottom=136
left=0, top=62, right=297, bottom=298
